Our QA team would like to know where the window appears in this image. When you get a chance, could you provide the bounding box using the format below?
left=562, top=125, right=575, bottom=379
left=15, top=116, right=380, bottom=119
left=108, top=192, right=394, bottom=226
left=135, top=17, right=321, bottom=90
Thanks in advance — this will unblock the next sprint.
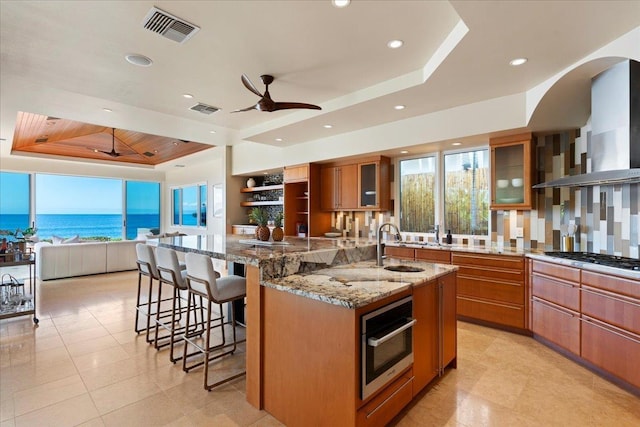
left=399, top=157, right=436, bottom=232
left=443, top=149, right=489, bottom=235
left=0, top=172, right=31, bottom=234
left=125, top=181, right=160, bottom=240
left=171, top=183, right=207, bottom=227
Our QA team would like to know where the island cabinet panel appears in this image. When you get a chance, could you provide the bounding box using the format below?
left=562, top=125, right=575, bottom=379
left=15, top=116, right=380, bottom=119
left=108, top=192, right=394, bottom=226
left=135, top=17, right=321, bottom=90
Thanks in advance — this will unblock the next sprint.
left=580, top=271, right=640, bottom=388
left=452, top=252, right=526, bottom=330
left=415, top=248, right=451, bottom=264
left=262, top=285, right=359, bottom=426
left=441, top=272, right=457, bottom=370
left=384, top=246, right=415, bottom=260
left=412, top=279, right=438, bottom=392
left=530, top=260, right=581, bottom=356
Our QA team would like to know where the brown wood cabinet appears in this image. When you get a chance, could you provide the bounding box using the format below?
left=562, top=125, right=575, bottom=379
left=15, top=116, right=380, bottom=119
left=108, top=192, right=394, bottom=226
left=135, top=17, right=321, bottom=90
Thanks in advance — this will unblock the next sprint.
left=415, top=248, right=451, bottom=264
left=530, top=260, right=581, bottom=355
left=321, top=163, right=358, bottom=210
left=580, top=271, right=640, bottom=389
left=453, top=252, right=526, bottom=330
left=283, top=164, right=308, bottom=183
left=384, top=245, right=415, bottom=260
left=489, top=132, right=534, bottom=210
left=321, top=156, right=391, bottom=211
left=283, top=163, right=331, bottom=237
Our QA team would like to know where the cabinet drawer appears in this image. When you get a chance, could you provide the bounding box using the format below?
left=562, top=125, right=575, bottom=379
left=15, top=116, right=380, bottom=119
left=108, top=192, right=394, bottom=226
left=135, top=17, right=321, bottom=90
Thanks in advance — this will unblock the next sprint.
left=357, top=372, right=413, bottom=427
left=581, top=316, right=640, bottom=388
left=457, top=295, right=524, bottom=329
left=457, top=275, right=523, bottom=305
left=531, top=272, right=580, bottom=311
left=582, top=270, right=640, bottom=300
left=457, top=266, right=524, bottom=284
left=532, top=297, right=580, bottom=355
left=581, top=286, right=640, bottom=335
left=384, top=246, right=415, bottom=260
left=415, top=248, right=450, bottom=263
left=532, top=260, right=580, bottom=282
left=452, top=253, right=524, bottom=271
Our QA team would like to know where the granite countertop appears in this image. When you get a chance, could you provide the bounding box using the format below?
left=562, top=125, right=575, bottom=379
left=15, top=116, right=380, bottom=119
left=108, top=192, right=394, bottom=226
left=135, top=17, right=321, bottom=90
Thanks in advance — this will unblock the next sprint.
left=262, top=259, right=458, bottom=309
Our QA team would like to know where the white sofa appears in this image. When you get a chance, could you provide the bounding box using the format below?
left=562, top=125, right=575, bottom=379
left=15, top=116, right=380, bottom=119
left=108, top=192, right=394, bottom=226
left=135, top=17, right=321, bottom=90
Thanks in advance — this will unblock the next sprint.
left=34, top=240, right=142, bottom=280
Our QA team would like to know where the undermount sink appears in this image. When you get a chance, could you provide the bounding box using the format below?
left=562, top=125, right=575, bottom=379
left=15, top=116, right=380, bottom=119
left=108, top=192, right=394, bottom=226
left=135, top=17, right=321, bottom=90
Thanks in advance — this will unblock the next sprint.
left=384, top=265, right=424, bottom=273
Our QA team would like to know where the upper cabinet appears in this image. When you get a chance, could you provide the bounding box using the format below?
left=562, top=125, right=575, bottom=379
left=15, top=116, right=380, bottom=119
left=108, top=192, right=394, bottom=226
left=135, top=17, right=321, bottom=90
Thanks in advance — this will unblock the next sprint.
left=490, top=133, right=534, bottom=210
left=321, top=156, right=390, bottom=211
left=321, top=164, right=358, bottom=211
left=283, top=164, right=308, bottom=183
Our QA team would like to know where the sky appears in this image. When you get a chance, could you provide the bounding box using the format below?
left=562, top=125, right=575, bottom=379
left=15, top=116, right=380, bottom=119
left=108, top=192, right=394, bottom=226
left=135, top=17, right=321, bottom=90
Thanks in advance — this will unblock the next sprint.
left=35, top=174, right=123, bottom=214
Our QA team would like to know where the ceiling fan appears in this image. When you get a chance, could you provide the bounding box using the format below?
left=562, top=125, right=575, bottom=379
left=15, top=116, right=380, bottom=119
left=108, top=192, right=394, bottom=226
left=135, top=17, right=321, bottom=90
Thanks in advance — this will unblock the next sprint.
left=233, top=74, right=322, bottom=113
left=95, top=128, right=121, bottom=157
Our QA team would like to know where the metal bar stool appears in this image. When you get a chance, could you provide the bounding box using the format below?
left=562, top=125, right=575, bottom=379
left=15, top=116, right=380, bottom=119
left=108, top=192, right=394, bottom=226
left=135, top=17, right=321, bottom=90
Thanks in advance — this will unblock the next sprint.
left=182, top=252, right=247, bottom=391
left=134, top=243, right=177, bottom=343
left=155, top=247, right=208, bottom=361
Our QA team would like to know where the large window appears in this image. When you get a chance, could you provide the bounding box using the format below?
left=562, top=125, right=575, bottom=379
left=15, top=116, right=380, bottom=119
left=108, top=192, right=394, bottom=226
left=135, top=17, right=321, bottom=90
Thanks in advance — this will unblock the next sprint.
left=126, top=181, right=160, bottom=240
left=0, top=172, right=31, bottom=234
left=443, top=149, right=489, bottom=235
left=399, top=157, right=436, bottom=232
left=171, top=183, right=207, bottom=227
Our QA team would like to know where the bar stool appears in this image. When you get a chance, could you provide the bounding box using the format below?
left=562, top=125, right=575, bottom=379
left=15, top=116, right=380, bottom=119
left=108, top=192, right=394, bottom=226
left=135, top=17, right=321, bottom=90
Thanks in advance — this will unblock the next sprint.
left=155, top=247, right=207, bottom=362
left=134, top=243, right=177, bottom=343
left=182, top=252, right=247, bottom=391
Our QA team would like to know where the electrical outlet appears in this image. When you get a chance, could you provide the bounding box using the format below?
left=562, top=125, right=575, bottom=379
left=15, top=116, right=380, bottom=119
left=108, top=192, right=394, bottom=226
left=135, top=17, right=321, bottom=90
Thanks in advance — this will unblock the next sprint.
left=515, top=227, right=524, bottom=238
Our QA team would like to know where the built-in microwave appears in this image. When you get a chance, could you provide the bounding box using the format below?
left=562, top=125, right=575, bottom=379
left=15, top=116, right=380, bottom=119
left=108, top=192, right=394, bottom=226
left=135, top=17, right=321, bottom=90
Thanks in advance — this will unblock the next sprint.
left=361, top=295, right=415, bottom=400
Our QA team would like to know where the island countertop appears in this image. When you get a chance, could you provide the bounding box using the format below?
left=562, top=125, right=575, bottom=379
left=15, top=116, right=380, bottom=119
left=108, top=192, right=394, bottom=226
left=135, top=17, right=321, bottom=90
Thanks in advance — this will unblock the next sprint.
left=262, top=259, right=458, bottom=309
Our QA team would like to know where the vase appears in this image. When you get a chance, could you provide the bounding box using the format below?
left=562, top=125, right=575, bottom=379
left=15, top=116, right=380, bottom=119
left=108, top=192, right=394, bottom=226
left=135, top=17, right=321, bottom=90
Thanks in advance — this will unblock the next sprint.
left=246, top=177, right=256, bottom=188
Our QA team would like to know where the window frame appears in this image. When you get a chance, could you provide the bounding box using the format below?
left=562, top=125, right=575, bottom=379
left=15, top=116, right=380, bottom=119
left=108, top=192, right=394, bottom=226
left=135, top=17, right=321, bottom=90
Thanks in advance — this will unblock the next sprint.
left=170, top=182, right=208, bottom=228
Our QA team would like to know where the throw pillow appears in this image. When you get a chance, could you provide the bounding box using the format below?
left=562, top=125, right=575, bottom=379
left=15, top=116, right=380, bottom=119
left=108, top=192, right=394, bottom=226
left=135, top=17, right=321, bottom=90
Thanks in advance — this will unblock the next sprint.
left=63, top=235, right=80, bottom=244
left=52, top=235, right=65, bottom=245
left=29, top=235, right=40, bottom=243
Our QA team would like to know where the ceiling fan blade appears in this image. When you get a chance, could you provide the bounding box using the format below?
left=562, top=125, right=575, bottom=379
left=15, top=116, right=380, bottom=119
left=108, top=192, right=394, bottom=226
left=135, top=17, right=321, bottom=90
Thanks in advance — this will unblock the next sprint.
left=273, top=102, right=322, bottom=111
left=231, top=104, right=259, bottom=113
left=241, top=74, right=263, bottom=97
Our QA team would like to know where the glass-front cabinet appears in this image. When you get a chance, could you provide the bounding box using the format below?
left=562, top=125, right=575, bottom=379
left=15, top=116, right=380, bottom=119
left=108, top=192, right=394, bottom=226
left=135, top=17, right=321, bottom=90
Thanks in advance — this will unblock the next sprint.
left=359, top=163, right=377, bottom=208
left=489, top=132, right=533, bottom=210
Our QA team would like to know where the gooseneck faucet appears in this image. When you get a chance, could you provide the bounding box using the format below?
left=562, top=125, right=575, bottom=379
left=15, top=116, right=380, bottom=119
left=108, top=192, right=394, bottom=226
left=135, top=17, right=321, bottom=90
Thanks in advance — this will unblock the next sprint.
left=377, top=222, right=402, bottom=266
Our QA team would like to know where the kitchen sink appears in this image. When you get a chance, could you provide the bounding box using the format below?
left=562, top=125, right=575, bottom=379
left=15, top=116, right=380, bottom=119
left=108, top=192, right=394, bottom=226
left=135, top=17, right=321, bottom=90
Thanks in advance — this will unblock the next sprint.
left=384, top=265, right=424, bottom=273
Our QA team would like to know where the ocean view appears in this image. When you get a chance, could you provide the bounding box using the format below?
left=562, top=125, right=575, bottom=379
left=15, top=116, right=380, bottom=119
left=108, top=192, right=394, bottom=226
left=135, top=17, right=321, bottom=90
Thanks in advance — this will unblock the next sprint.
left=0, top=213, right=159, bottom=240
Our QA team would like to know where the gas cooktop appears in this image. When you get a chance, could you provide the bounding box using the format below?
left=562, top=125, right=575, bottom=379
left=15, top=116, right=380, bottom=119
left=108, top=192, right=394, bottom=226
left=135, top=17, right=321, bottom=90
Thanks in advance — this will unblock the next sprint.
left=544, top=252, right=640, bottom=271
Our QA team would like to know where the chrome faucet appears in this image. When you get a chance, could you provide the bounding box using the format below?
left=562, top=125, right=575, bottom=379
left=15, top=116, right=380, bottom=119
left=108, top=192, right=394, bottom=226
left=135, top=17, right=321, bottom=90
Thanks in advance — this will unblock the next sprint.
left=433, top=224, right=440, bottom=245
left=377, top=222, right=402, bottom=266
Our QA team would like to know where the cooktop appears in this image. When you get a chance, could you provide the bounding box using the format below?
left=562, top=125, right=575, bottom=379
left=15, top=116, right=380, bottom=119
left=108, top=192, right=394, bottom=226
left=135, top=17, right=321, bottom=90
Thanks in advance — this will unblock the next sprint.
left=544, top=252, right=640, bottom=271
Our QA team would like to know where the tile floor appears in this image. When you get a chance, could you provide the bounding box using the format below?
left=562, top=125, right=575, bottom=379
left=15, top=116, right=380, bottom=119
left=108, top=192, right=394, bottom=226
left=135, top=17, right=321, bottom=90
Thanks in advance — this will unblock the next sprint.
left=1, top=270, right=639, bottom=426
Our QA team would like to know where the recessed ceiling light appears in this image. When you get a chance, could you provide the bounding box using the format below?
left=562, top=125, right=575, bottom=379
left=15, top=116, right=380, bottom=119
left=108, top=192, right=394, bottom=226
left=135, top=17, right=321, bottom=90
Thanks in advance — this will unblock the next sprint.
left=394, top=105, right=405, bottom=110
left=323, top=124, right=333, bottom=129
left=275, top=138, right=283, bottom=142
left=400, top=150, right=409, bottom=154
left=509, top=57, right=528, bottom=66
left=209, top=130, right=216, bottom=134
left=452, top=142, right=462, bottom=146
left=332, top=0, right=350, bottom=8
left=387, top=40, right=403, bottom=49
left=183, top=93, right=194, bottom=99
left=102, top=108, right=112, bottom=113
left=125, top=53, right=153, bottom=67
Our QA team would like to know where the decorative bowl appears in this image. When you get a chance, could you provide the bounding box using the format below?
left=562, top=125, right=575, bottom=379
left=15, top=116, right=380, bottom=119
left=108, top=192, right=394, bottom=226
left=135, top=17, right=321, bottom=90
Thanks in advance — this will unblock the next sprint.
left=511, top=178, right=524, bottom=187
left=497, top=179, right=509, bottom=188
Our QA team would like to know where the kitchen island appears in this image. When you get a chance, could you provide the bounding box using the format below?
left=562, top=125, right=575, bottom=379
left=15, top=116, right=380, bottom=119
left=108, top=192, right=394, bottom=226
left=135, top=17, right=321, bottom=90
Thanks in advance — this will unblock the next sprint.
left=155, top=235, right=458, bottom=426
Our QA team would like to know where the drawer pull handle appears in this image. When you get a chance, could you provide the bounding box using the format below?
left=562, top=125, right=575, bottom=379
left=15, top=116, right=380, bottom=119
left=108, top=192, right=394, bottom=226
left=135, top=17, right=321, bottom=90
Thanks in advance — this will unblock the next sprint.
left=581, top=287, right=640, bottom=308
left=581, top=316, right=640, bottom=345
left=366, top=376, right=414, bottom=419
left=532, top=297, right=575, bottom=317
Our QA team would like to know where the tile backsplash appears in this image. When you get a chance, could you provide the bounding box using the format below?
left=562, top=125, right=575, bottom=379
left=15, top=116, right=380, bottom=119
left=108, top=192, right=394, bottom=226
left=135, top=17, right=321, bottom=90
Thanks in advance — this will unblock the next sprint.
left=495, top=123, right=640, bottom=257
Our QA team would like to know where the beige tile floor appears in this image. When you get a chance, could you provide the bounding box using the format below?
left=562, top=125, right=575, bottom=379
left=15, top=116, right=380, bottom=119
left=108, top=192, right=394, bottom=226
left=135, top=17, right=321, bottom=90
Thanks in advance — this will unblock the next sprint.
left=1, top=270, right=639, bottom=427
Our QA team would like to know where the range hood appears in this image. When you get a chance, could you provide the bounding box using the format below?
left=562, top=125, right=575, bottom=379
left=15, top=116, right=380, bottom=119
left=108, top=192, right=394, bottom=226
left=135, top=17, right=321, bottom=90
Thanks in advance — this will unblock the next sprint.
left=533, top=59, right=640, bottom=188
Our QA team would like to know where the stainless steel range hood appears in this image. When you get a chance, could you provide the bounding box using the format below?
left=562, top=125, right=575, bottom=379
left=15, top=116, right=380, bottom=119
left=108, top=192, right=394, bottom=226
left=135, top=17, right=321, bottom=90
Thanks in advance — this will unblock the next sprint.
left=533, top=59, right=640, bottom=188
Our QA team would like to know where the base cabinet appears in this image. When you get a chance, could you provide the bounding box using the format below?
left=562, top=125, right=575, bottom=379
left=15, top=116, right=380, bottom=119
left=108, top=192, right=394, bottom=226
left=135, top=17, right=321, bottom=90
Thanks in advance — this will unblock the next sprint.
left=357, top=372, right=414, bottom=427
left=532, top=297, right=581, bottom=355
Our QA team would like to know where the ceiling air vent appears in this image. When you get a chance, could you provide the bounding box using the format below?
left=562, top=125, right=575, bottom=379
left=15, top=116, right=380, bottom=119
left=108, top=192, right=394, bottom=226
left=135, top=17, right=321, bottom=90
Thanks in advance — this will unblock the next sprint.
left=45, top=116, right=60, bottom=121
left=142, top=7, right=200, bottom=44
left=35, top=138, right=48, bottom=143
left=143, top=151, right=155, bottom=157
left=190, top=103, right=220, bottom=115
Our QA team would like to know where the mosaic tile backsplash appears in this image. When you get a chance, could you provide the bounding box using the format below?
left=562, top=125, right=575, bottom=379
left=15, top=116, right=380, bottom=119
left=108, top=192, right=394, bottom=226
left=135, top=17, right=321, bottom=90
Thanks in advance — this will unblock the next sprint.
left=495, top=123, right=640, bottom=258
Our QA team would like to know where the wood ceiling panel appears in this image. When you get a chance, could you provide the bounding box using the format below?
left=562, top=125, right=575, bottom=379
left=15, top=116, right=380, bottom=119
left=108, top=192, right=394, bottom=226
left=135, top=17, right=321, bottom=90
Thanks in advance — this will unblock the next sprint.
left=11, top=112, right=214, bottom=165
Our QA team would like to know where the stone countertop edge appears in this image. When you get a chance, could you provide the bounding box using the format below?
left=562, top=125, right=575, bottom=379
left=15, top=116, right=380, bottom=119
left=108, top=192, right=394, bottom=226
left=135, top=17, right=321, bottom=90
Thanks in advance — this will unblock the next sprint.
left=385, top=242, right=536, bottom=257
left=262, top=259, right=459, bottom=309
